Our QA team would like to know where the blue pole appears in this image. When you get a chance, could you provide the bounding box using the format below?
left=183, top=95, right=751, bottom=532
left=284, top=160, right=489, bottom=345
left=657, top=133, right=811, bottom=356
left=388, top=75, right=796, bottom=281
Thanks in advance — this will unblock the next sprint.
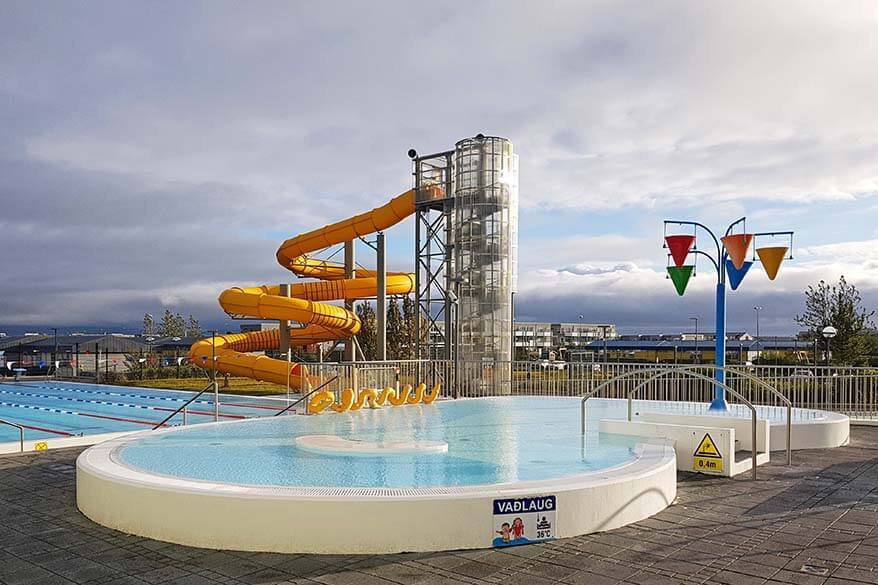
left=710, top=281, right=729, bottom=411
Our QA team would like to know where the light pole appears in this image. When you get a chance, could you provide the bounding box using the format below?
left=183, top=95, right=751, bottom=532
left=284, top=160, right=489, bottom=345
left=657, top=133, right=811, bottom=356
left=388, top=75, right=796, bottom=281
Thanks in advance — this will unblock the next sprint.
left=689, top=317, right=699, bottom=364
left=52, top=327, right=58, bottom=378
left=753, top=306, right=763, bottom=362
left=599, top=325, right=609, bottom=363
left=822, top=326, right=837, bottom=366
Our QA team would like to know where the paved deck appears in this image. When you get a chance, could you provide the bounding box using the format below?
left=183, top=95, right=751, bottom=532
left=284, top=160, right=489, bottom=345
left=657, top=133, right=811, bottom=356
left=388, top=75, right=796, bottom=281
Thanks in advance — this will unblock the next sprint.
left=1, top=429, right=877, bottom=585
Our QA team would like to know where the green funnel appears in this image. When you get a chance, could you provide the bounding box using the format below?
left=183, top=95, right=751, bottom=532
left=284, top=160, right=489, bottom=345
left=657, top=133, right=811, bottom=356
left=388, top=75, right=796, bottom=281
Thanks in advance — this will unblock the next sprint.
left=667, top=266, right=694, bottom=296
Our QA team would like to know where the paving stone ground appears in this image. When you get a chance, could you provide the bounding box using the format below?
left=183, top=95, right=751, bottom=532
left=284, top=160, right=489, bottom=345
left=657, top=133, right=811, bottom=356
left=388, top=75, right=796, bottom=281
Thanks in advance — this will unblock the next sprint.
left=1, top=427, right=877, bottom=585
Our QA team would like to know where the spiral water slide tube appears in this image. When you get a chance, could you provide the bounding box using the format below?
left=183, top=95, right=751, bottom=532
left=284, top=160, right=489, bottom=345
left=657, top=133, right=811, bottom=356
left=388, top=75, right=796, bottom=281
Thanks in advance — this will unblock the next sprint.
left=189, top=189, right=439, bottom=395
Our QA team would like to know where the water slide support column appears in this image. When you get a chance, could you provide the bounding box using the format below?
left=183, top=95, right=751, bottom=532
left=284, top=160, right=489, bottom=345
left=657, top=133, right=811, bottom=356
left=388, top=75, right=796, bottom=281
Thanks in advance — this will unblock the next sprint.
left=279, top=283, right=291, bottom=400
left=344, top=240, right=356, bottom=363
left=377, top=232, right=387, bottom=361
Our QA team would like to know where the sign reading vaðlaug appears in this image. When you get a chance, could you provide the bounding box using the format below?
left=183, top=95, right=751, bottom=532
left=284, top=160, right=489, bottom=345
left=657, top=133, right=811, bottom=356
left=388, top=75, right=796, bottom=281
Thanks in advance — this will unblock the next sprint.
left=492, top=495, right=556, bottom=547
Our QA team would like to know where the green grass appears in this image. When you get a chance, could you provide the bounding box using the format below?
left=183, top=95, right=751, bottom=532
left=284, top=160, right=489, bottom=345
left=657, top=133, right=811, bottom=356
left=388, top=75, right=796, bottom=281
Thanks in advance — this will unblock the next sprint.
left=120, top=377, right=292, bottom=396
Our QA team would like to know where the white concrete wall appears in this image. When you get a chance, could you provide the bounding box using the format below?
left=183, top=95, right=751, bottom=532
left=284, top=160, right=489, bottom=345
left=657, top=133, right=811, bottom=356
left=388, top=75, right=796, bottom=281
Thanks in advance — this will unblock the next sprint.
left=0, top=430, right=138, bottom=455
left=76, top=437, right=677, bottom=554
left=636, top=413, right=770, bottom=453
left=770, top=411, right=849, bottom=450
left=600, top=419, right=736, bottom=477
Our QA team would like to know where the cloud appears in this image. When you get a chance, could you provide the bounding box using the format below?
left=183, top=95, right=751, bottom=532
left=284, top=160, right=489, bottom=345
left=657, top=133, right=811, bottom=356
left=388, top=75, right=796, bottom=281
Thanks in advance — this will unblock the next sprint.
left=558, top=262, right=637, bottom=276
left=1, top=1, right=877, bottom=332
left=513, top=235, right=878, bottom=334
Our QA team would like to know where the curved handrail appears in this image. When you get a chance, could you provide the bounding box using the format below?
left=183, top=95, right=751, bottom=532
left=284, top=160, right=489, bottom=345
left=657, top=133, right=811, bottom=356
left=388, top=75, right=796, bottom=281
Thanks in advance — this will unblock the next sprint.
left=273, top=376, right=339, bottom=417
left=625, top=369, right=760, bottom=480
left=0, top=418, right=24, bottom=452
left=153, top=381, right=217, bottom=430
left=708, top=365, right=792, bottom=465
left=580, top=366, right=674, bottom=433
left=629, top=365, right=792, bottom=466
left=579, top=364, right=793, bottom=466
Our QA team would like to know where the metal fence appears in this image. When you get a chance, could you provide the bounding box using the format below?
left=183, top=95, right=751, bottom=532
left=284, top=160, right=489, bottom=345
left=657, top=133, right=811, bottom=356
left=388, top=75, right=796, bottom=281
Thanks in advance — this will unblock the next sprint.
left=302, top=360, right=878, bottom=421
left=13, top=354, right=876, bottom=421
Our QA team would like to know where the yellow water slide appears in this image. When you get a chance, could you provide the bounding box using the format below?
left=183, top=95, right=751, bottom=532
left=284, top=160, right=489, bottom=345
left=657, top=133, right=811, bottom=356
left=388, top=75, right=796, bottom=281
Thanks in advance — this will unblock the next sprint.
left=188, top=189, right=427, bottom=388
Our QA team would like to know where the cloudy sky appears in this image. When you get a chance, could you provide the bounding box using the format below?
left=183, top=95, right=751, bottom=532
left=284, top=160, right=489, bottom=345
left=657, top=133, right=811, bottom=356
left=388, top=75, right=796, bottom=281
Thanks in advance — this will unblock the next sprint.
left=2, top=1, right=877, bottom=335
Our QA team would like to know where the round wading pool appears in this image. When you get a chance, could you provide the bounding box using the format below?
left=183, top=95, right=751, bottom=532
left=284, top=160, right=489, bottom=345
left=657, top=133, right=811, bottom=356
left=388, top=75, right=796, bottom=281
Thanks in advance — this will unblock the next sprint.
left=77, top=397, right=679, bottom=553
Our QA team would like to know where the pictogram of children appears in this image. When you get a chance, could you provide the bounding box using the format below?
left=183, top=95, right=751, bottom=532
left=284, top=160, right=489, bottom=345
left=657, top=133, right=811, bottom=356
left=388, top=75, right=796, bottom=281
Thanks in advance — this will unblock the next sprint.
left=511, top=517, right=525, bottom=540
left=496, top=522, right=511, bottom=543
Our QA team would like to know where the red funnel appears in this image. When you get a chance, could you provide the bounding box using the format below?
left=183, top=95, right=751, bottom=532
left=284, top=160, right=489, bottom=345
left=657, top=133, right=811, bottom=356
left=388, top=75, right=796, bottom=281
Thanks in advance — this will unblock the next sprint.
left=665, top=235, right=695, bottom=268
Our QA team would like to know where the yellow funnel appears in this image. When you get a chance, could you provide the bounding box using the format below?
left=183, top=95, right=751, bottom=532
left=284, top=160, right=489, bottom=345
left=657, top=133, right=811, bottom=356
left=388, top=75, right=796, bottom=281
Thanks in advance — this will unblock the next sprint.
left=756, top=246, right=788, bottom=280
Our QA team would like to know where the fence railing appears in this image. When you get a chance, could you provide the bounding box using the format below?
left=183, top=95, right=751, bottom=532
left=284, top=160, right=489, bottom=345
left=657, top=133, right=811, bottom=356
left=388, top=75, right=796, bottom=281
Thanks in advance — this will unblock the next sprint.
left=301, top=360, right=878, bottom=421
left=12, top=354, right=876, bottom=421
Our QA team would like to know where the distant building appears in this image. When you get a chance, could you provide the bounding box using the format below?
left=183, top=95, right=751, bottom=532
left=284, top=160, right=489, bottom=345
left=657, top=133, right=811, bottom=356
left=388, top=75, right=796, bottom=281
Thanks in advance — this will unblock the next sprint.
left=0, top=334, right=201, bottom=377
left=514, top=322, right=616, bottom=358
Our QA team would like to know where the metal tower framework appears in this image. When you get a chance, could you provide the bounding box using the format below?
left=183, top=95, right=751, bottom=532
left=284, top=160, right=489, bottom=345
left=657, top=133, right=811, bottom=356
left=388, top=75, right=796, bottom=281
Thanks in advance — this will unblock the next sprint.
left=412, top=149, right=455, bottom=362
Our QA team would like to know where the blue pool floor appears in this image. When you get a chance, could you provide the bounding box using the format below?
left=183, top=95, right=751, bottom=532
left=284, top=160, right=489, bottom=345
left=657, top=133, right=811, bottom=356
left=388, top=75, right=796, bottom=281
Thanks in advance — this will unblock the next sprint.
left=0, top=380, right=291, bottom=443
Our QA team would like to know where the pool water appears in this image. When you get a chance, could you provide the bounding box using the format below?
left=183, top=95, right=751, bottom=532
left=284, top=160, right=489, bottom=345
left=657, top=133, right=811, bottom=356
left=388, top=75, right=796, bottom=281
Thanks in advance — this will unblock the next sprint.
left=0, top=381, right=284, bottom=443
left=117, top=397, right=644, bottom=489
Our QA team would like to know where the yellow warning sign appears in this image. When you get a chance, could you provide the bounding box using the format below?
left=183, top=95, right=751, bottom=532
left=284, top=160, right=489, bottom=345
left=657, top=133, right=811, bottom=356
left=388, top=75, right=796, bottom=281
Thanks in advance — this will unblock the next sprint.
left=34, top=441, right=48, bottom=451
left=693, top=456, right=723, bottom=473
left=693, top=433, right=723, bottom=474
left=693, top=433, right=721, bottom=458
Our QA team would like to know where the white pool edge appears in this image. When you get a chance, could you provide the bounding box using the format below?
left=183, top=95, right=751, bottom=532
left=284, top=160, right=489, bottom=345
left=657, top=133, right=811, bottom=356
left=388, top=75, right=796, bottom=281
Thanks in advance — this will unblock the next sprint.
left=76, top=431, right=677, bottom=554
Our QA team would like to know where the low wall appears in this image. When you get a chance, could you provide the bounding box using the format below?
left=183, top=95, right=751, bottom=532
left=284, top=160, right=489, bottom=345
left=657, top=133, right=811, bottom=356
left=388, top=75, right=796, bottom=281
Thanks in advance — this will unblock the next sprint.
left=77, top=435, right=677, bottom=554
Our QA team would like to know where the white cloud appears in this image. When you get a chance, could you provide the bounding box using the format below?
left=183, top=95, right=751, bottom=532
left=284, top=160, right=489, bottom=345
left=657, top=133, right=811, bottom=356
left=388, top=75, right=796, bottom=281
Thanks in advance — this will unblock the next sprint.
left=3, top=1, right=878, bottom=331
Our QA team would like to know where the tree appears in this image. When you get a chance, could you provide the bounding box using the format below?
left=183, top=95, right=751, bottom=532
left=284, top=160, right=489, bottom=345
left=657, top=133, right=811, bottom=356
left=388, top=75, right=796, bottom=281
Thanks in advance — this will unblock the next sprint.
left=795, top=276, right=875, bottom=365
left=355, top=303, right=377, bottom=360
left=386, top=298, right=405, bottom=359
left=158, top=309, right=187, bottom=337
left=186, top=315, right=202, bottom=338
left=401, top=295, right=418, bottom=359
left=142, top=313, right=155, bottom=336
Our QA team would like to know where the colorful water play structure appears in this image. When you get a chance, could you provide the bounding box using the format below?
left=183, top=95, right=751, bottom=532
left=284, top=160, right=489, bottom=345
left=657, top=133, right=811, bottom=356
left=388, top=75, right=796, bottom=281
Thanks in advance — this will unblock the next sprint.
left=663, top=218, right=795, bottom=411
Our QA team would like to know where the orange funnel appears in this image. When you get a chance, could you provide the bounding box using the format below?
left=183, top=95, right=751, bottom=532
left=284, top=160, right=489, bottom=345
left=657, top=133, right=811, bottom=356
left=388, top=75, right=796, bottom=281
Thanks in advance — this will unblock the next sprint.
left=721, top=233, right=753, bottom=270
left=665, top=235, right=695, bottom=268
left=756, top=246, right=788, bottom=280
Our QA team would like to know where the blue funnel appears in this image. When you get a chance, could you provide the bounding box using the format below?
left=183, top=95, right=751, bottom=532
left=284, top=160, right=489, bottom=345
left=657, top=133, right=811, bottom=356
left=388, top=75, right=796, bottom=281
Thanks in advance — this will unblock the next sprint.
left=725, top=259, right=753, bottom=291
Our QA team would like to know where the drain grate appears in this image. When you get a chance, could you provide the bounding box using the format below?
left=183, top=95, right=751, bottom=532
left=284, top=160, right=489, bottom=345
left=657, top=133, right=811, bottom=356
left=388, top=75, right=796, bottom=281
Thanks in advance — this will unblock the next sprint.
left=800, top=565, right=830, bottom=576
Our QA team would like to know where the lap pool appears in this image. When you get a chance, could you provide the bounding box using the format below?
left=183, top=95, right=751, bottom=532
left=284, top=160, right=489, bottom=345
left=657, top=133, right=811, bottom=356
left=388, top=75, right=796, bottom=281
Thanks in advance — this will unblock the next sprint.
left=0, top=380, right=285, bottom=451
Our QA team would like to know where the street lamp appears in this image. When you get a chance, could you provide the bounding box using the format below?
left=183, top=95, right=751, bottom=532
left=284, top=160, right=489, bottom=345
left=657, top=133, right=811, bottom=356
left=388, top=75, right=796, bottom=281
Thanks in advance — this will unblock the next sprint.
left=821, top=326, right=837, bottom=366
left=689, top=316, right=699, bottom=364
left=753, top=306, right=763, bottom=361
left=52, top=327, right=58, bottom=378
left=599, top=324, right=610, bottom=363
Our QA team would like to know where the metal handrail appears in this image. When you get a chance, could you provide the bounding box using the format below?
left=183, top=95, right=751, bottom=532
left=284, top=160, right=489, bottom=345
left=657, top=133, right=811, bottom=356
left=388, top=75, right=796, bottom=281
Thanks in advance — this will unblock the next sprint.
left=578, top=365, right=793, bottom=465
left=274, top=376, right=339, bottom=417
left=0, top=418, right=24, bottom=452
left=623, top=365, right=792, bottom=466
left=580, top=366, right=675, bottom=433
left=623, top=368, right=760, bottom=480
left=152, top=381, right=217, bottom=430
left=705, top=365, right=792, bottom=466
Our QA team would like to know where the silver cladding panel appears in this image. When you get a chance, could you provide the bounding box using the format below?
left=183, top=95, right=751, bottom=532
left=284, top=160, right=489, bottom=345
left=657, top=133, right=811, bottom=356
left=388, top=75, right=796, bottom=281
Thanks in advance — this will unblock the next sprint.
left=453, top=136, right=519, bottom=364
